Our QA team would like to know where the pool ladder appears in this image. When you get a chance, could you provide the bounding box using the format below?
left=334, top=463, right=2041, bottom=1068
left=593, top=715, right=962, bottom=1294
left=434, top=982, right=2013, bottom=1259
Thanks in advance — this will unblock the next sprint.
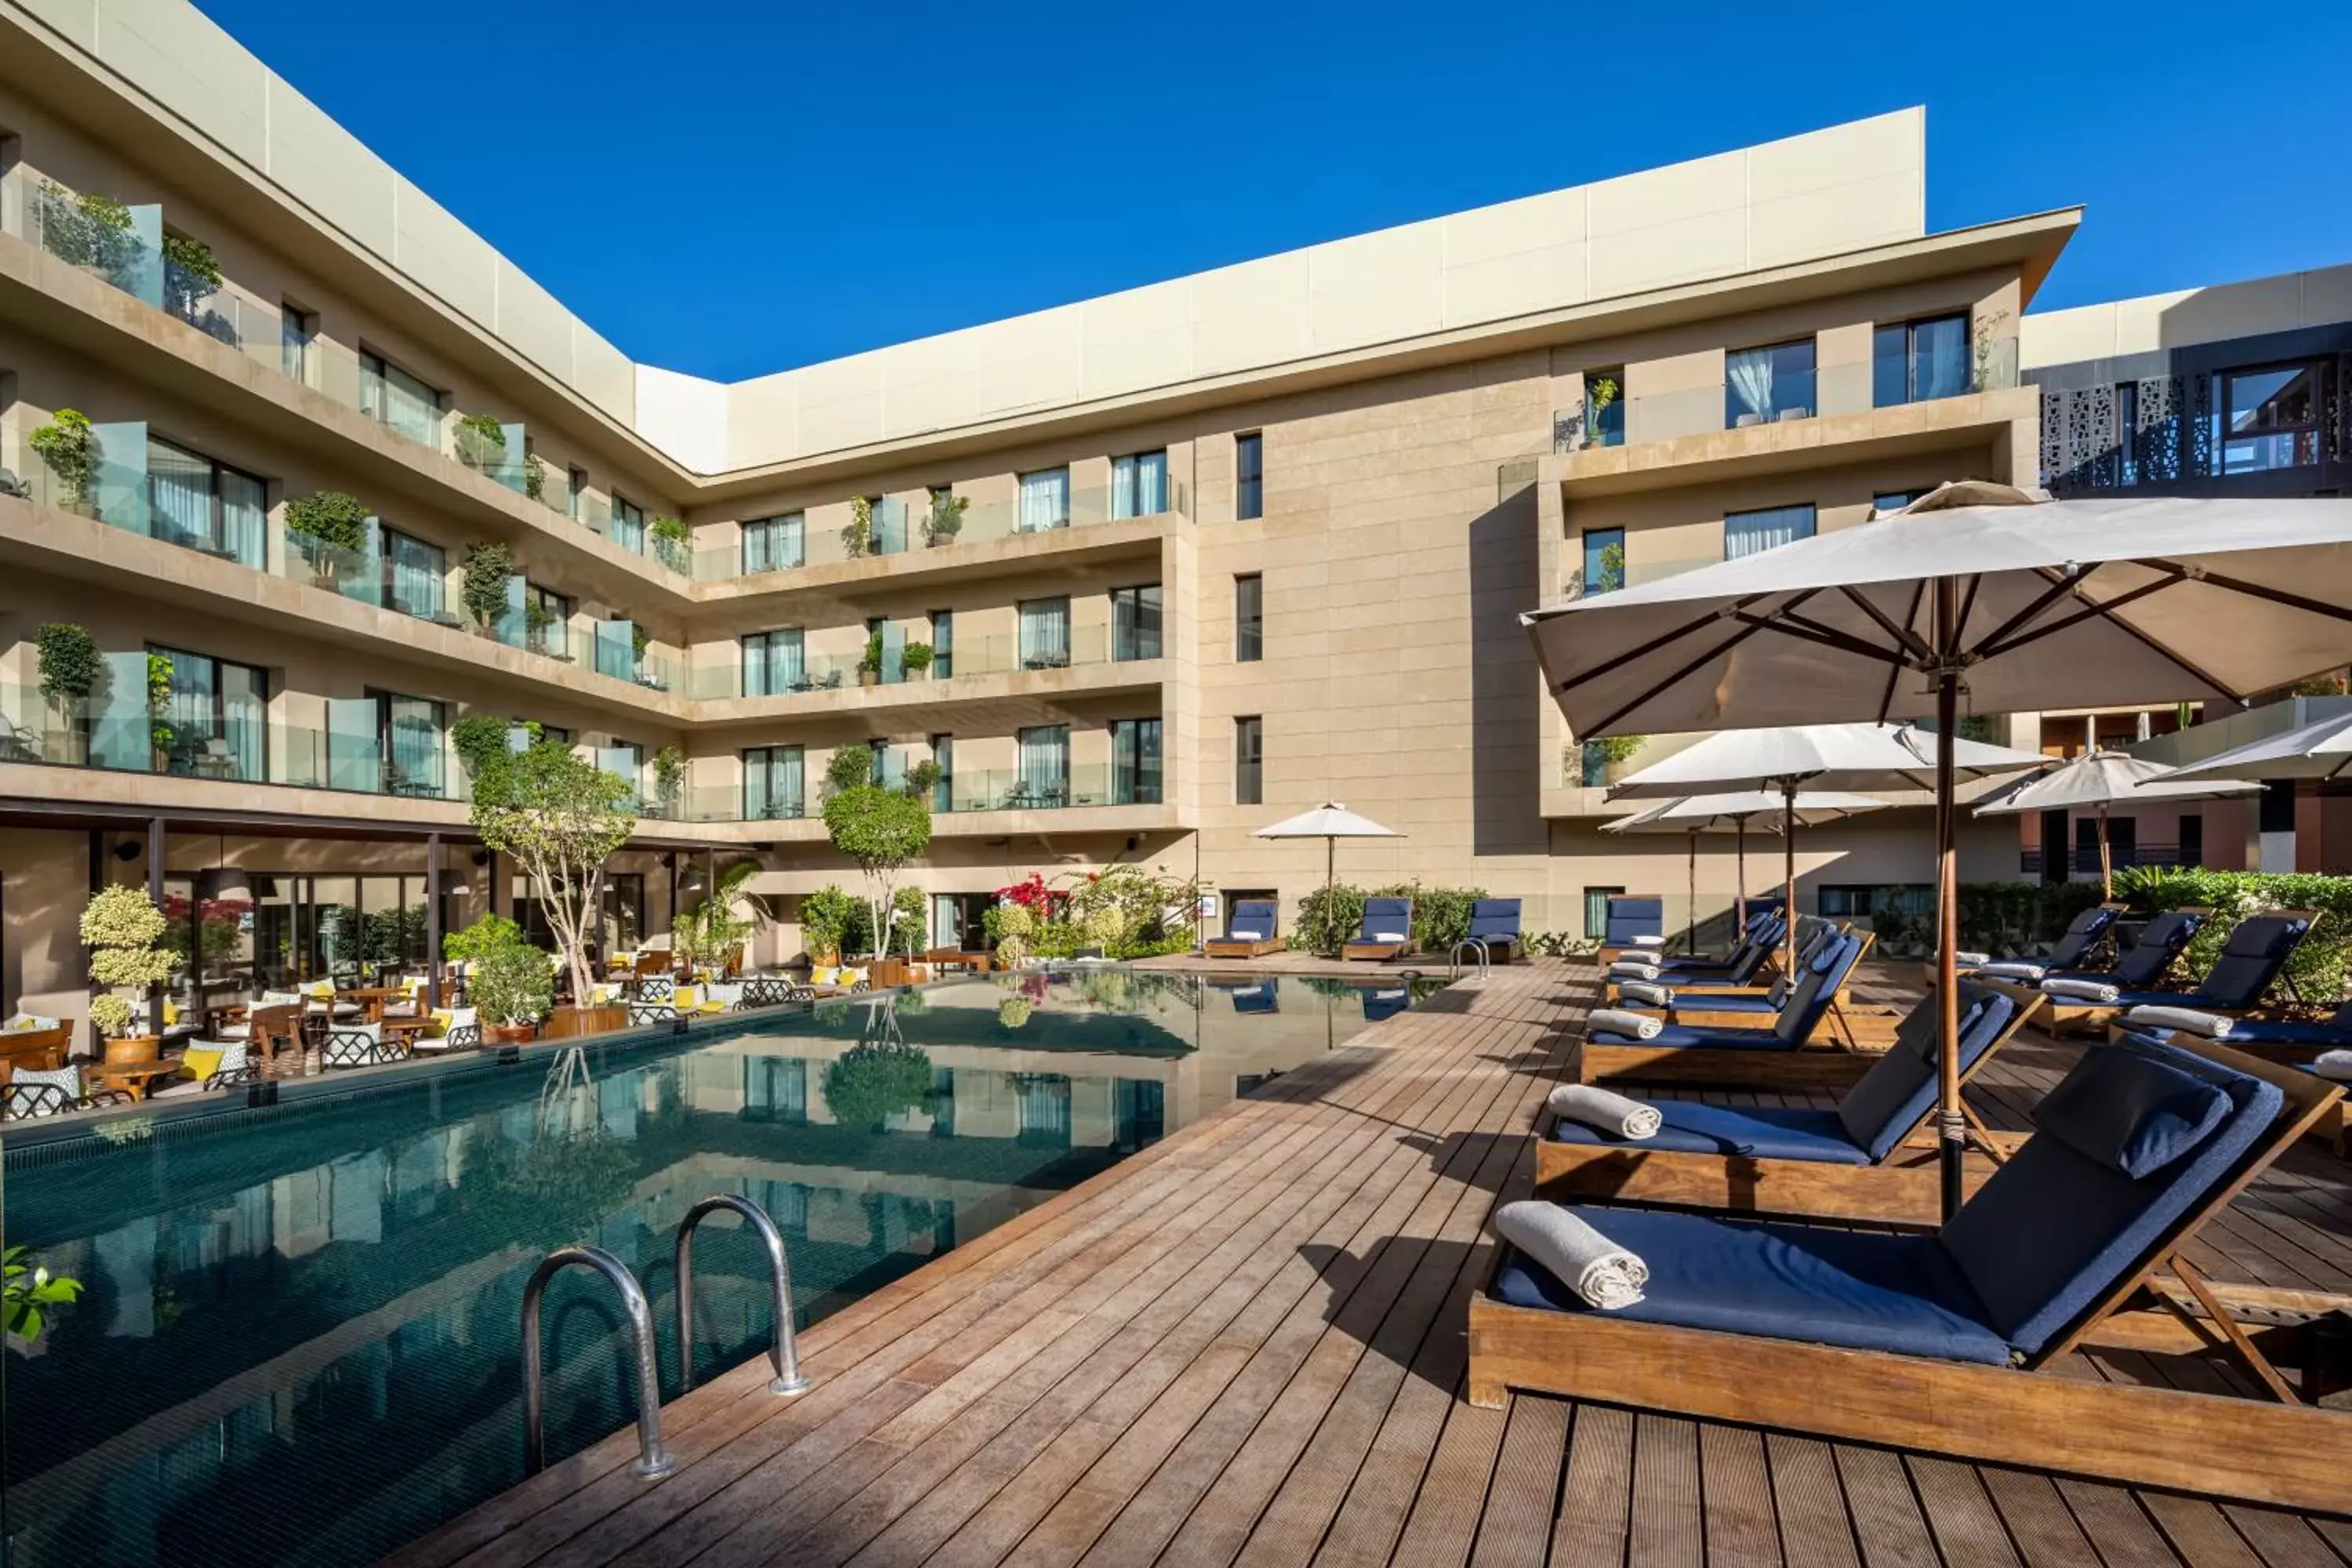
left=1449, top=938, right=1493, bottom=980
left=520, top=1193, right=809, bottom=1480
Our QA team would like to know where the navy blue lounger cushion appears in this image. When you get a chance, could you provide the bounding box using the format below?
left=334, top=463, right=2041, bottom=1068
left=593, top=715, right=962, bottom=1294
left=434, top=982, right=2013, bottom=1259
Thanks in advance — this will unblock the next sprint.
left=1492, top=1207, right=2013, bottom=1364
left=1587, top=1023, right=1798, bottom=1051
left=2029, top=1042, right=2232, bottom=1180
left=1354, top=898, right=1414, bottom=942
left=1604, top=896, right=1664, bottom=946
left=1224, top=900, right=1278, bottom=938
left=2045, top=910, right=2205, bottom=991
left=1546, top=1101, right=1873, bottom=1163
left=1938, top=1033, right=2279, bottom=1356
left=1833, top=985, right=2013, bottom=1161
left=1467, top=899, right=1521, bottom=941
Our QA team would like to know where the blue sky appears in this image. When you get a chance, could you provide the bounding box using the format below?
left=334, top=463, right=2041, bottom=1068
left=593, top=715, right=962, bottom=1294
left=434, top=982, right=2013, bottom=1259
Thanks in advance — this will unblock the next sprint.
left=194, top=0, right=2352, bottom=383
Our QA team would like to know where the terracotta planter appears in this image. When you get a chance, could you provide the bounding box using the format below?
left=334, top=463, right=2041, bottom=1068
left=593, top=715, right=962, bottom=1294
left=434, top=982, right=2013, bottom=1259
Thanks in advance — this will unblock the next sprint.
left=486, top=1022, right=537, bottom=1045
left=106, top=1034, right=162, bottom=1066
left=858, top=670, right=880, bottom=688
left=543, top=1004, right=626, bottom=1040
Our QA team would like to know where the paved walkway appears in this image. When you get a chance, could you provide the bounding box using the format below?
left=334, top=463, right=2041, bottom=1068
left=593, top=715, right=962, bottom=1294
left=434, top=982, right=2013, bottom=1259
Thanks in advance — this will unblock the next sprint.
left=386, top=958, right=2352, bottom=1567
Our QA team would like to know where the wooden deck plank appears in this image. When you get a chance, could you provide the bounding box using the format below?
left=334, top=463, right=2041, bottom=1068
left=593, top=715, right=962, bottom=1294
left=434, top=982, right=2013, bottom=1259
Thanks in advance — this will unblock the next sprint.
left=393, top=959, right=2352, bottom=1568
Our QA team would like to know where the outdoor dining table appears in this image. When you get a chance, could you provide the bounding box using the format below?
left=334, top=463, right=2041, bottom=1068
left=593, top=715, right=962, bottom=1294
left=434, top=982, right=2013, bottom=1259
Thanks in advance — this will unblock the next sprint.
left=97, top=1057, right=188, bottom=1102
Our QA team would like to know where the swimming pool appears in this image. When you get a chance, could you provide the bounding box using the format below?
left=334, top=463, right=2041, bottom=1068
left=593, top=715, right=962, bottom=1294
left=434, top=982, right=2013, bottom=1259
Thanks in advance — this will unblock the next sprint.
left=0, top=969, right=1441, bottom=1566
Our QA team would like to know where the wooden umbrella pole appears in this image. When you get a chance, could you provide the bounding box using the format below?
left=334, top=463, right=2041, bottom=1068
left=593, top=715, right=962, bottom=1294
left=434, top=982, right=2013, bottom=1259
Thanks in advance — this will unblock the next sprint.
left=2098, top=802, right=2113, bottom=900
left=1933, top=582, right=1965, bottom=1221
left=1782, top=782, right=1798, bottom=970
left=1686, top=831, right=1698, bottom=954
left=1734, top=818, right=1748, bottom=929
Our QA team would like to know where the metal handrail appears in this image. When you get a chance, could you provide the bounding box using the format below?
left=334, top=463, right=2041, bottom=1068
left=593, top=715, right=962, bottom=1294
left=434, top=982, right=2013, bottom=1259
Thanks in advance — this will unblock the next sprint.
left=521, top=1244, right=674, bottom=1479
left=1450, top=938, right=1491, bottom=980
left=677, top=1193, right=809, bottom=1396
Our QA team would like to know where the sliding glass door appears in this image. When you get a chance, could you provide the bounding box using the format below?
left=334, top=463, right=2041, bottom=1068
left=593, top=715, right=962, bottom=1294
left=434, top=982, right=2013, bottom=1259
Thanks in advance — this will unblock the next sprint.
left=152, top=645, right=267, bottom=781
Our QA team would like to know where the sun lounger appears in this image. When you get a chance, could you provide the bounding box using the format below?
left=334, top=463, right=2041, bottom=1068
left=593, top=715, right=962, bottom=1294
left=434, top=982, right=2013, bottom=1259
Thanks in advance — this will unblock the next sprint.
left=1342, top=898, right=1416, bottom=962
left=1541, top=983, right=2044, bottom=1223
left=1205, top=900, right=1284, bottom=960
left=1229, top=982, right=1279, bottom=1014
left=1622, top=908, right=1781, bottom=973
left=1472, top=1032, right=2352, bottom=1512
left=1464, top=899, right=1523, bottom=963
left=1584, top=934, right=1876, bottom=1086
left=1592, top=894, right=1666, bottom=964
left=1605, top=913, right=1825, bottom=1002
left=2024, top=910, right=2311, bottom=1035
left=2126, top=997, right=2352, bottom=1058
left=1948, top=901, right=2123, bottom=986
left=1975, top=907, right=2207, bottom=1031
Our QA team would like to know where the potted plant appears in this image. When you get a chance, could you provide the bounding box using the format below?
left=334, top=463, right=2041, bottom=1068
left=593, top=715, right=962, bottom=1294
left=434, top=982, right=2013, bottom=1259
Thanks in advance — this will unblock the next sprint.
left=653, top=745, right=685, bottom=813
left=922, top=491, right=967, bottom=548
left=35, top=622, right=100, bottom=753
left=649, top=515, right=691, bottom=575
left=857, top=630, right=885, bottom=687
left=901, top=641, right=934, bottom=679
left=842, top=495, right=873, bottom=559
left=284, top=492, right=371, bottom=588
left=29, top=409, right=100, bottom=514
left=160, top=233, right=223, bottom=327
left=797, top=884, right=858, bottom=966
left=454, top=412, right=507, bottom=472
left=82, top=884, right=175, bottom=1061
left=461, top=540, right=515, bottom=636
left=524, top=596, right=561, bottom=656
left=524, top=452, right=547, bottom=503
left=1581, top=376, right=1619, bottom=450
left=445, top=914, right=553, bottom=1044
left=144, top=652, right=176, bottom=772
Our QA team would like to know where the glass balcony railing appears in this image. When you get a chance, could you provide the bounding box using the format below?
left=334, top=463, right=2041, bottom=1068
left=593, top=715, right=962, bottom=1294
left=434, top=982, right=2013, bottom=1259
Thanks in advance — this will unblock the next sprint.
left=691, top=481, right=1190, bottom=583
left=684, top=624, right=1139, bottom=700
left=938, top=764, right=1141, bottom=813
left=3, top=445, right=268, bottom=571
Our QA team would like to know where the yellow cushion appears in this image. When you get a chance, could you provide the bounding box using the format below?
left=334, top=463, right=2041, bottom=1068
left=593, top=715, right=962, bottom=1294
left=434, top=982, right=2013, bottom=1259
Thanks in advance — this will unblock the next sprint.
left=674, top=986, right=699, bottom=1009
left=306, top=982, right=333, bottom=1000
left=180, top=1046, right=223, bottom=1082
left=427, top=1010, right=453, bottom=1039
left=844, top=967, right=868, bottom=988
left=698, top=1000, right=727, bottom=1014
left=811, top=967, right=833, bottom=986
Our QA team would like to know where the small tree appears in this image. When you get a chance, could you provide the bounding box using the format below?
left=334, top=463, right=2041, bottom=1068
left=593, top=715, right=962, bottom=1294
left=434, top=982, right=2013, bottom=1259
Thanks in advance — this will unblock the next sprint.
left=82, top=884, right=176, bottom=1039
left=30, top=410, right=100, bottom=510
left=34, top=622, right=101, bottom=707
left=921, top=491, right=967, bottom=547
left=470, top=742, right=637, bottom=1005
left=461, top=540, right=516, bottom=631
left=653, top=745, right=686, bottom=810
left=822, top=785, right=932, bottom=959
left=823, top=743, right=875, bottom=800
left=452, top=712, right=524, bottom=779
left=650, top=515, right=691, bottom=574
left=797, top=884, right=859, bottom=964
left=160, top=233, right=223, bottom=321
left=285, top=492, right=370, bottom=581
left=842, top=495, right=873, bottom=558
left=453, top=412, right=507, bottom=469
left=676, top=859, right=768, bottom=973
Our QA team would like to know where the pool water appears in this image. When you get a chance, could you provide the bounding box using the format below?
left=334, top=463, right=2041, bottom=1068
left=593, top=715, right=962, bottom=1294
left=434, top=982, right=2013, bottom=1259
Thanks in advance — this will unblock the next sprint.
left=0, top=969, right=1441, bottom=1566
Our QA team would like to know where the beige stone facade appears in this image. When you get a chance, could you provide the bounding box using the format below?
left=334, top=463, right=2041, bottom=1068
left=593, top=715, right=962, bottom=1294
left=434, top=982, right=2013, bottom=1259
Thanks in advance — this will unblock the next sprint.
left=0, top=0, right=2140, bottom=1036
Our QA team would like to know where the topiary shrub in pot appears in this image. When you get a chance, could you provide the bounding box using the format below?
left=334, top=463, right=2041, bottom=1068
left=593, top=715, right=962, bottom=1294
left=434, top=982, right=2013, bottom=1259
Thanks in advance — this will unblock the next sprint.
left=446, top=913, right=553, bottom=1042
left=29, top=409, right=100, bottom=514
left=284, top=492, right=371, bottom=586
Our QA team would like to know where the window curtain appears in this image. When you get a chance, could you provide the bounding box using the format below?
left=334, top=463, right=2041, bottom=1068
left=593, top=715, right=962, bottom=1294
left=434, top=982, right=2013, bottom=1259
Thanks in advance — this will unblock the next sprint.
left=1912, top=315, right=1969, bottom=401
left=610, top=500, right=645, bottom=554
left=1111, top=452, right=1167, bottom=519
left=1114, top=586, right=1162, bottom=661
left=220, top=660, right=265, bottom=782
left=1019, top=725, right=1069, bottom=802
left=1018, top=598, right=1071, bottom=667
left=146, top=440, right=214, bottom=554
left=1014, top=1073, right=1073, bottom=1148
left=160, top=648, right=212, bottom=775
left=383, top=697, right=444, bottom=797
left=1722, top=503, right=1817, bottom=560
left=1725, top=347, right=1774, bottom=426
left=1018, top=469, right=1069, bottom=533
left=362, top=358, right=439, bottom=445
left=744, top=515, right=804, bottom=574
left=220, top=467, right=265, bottom=568
left=383, top=532, right=445, bottom=620
left=931, top=738, right=953, bottom=812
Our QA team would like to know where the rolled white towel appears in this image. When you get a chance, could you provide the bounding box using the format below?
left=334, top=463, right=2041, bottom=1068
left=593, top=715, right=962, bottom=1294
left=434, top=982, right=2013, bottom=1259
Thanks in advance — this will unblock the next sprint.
left=1494, top=1201, right=1649, bottom=1310
left=1609, top=960, right=1662, bottom=980
left=1227, top=929, right=1264, bottom=942
left=1548, top=1083, right=1662, bottom=1139
left=2313, top=1050, right=2352, bottom=1083
left=1617, top=980, right=1673, bottom=1009
left=1954, top=952, right=1992, bottom=967
left=1976, top=961, right=2049, bottom=983
left=1370, top=931, right=1408, bottom=942
left=1588, top=1007, right=1664, bottom=1040
left=2122, top=1004, right=2234, bottom=1039
left=1628, top=935, right=1664, bottom=949
left=2041, top=978, right=2120, bottom=1004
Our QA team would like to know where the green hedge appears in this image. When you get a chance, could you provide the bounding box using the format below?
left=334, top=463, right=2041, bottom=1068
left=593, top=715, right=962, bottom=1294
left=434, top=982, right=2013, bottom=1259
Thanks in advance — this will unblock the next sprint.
left=2113, top=867, right=2352, bottom=1000
left=1293, top=882, right=1486, bottom=958
left=1864, top=882, right=2107, bottom=960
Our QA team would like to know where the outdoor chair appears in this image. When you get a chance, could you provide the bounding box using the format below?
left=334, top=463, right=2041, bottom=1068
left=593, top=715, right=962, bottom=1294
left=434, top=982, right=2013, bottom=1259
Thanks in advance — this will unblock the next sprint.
left=1960, top=901, right=2124, bottom=984
left=1541, top=984, right=2042, bottom=1223
left=152, top=1040, right=258, bottom=1099
left=2, top=1065, right=132, bottom=1120
left=1594, top=894, right=1666, bottom=963
left=1582, top=932, right=1878, bottom=1089
left=1464, top=899, right=1523, bottom=964
left=413, top=1007, right=481, bottom=1053
left=2023, top=910, right=2310, bottom=1034
left=1984, top=906, right=2209, bottom=1016
left=1469, top=1032, right=2352, bottom=1512
left=320, top=1022, right=408, bottom=1070
left=1205, top=900, right=1283, bottom=960
left=1603, top=913, right=1807, bottom=1000
left=1342, top=898, right=1416, bottom=962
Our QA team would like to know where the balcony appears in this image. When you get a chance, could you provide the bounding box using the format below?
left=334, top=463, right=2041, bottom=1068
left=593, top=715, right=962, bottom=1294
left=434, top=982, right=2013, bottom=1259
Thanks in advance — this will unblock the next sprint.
left=685, top=623, right=1152, bottom=702
left=2020, top=844, right=2197, bottom=877
left=1543, top=340, right=2030, bottom=499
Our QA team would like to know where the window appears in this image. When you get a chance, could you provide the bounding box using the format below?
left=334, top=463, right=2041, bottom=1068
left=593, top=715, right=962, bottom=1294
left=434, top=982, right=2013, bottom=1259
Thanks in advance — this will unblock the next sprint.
left=929, top=609, right=954, bottom=678
left=1582, top=887, right=1625, bottom=940
left=1871, top=492, right=1918, bottom=516
left=1018, top=597, right=1072, bottom=669
left=1872, top=314, right=1970, bottom=407
left=597, top=741, right=646, bottom=806
left=373, top=692, right=448, bottom=798
left=1235, top=716, right=1263, bottom=805
left=566, top=466, right=589, bottom=522
left=1235, top=433, right=1264, bottom=519
left=742, top=513, right=804, bottom=574
left=1723, top=503, right=1816, bottom=560
left=742, top=629, right=804, bottom=696
left=1580, top=528, right=1625, bottom=596
left=1017, top=467, right=1070, bottom=533
left=609, top=494, right=646, bottom=553
left=1725, top=339, right=1816, bottom=428
left=742, top=744, right=804, bottom=820
left=375, top=528, right=445, bottom=623
left=1819, top=884, right=1933, bottom=920
left=149, top=646, right=266, bottom=782
left=537, top=724, right=572, bottom=746
left=929, top=734, right=953, bottom=812
left=280, top=303, right=315, bottom=383
left=1112, top=584, right=1163, bottom=662
left=1111, top=450, right=1168, bottom=519
left=1017, top=725, right=1070, bottom=805
left=2213, top=364, right=2323, bottom=474
left=144, top=437, right=266, bottom=568
left=1112, top=718, right=1163, bottom=804
left=1235, top=574, right=1264, bottom=662
left=1584, top=367, right=1625, bottom=448
left=358, top=351, right=441, bottom=445
left=2180, top=813, right=2204, bottom=868
left=524, top=583, right=570, bottom=657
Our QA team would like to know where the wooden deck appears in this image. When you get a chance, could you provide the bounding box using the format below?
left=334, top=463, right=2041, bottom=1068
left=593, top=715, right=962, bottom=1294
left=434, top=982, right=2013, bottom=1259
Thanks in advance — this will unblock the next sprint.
left=387, top=958, right=2352, bottom=1568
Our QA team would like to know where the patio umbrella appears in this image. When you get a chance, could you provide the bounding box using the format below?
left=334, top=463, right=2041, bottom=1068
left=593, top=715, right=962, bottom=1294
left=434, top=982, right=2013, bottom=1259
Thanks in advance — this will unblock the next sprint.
left=1523, top=482, right=2352, bottom=1215
left=1602, top=790, right=1889, bottom=946
left=1253, top=803, right=1404, bottom=944
left=2151, top=708, right=2352, bottom=785
left=1608, top=724, right=2045, bottom=968
left=1973, top=749, right=2260, bottom=898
